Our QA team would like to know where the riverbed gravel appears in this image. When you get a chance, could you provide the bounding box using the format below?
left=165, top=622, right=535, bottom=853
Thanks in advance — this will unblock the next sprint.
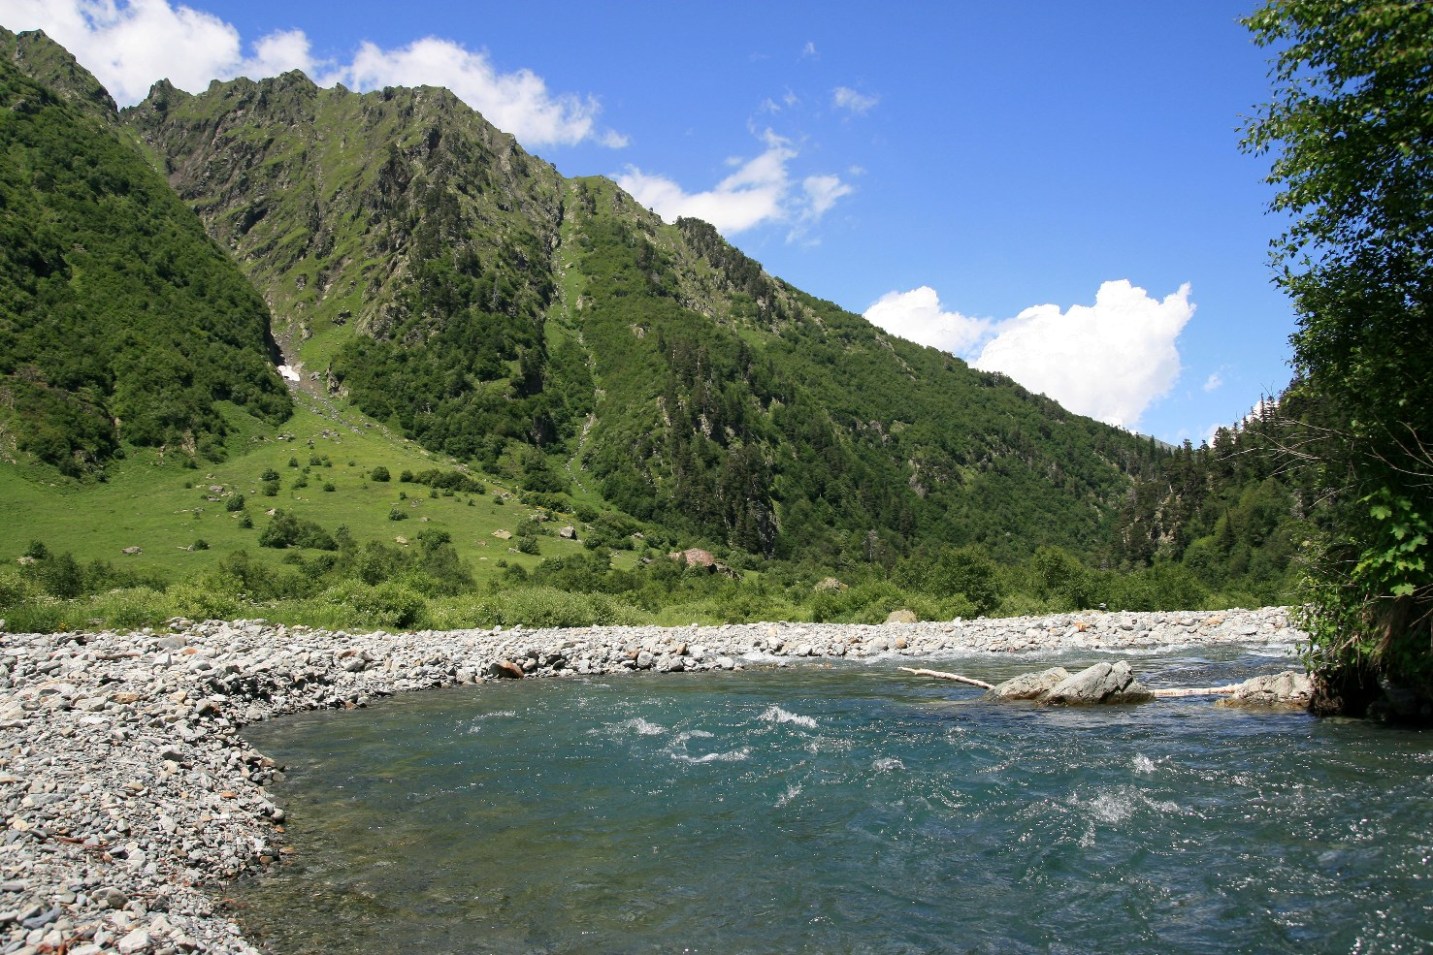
left=0, top=607, right=1303, bottom=954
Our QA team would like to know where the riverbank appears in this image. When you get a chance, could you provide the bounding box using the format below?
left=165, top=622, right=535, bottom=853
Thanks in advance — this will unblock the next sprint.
left=0, top=607, right=1302, bottom=954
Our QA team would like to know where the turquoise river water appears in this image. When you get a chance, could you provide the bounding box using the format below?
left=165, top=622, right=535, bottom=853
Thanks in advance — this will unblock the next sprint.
left=235, top=648, right=1432, bottom=954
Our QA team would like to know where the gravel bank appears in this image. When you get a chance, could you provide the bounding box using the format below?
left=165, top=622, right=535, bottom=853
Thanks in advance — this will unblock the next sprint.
left=0, top=607, right=1303, bottom=954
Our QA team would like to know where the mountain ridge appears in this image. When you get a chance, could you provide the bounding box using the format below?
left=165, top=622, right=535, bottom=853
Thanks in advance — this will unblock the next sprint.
left=119, top=62, right=1170, bottom=563
left=0, top=27, right=1307, bottom=630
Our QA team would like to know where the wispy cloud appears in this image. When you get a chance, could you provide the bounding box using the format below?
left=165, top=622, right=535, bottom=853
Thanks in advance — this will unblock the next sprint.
left=832, top=86, right=878, bottom=115
left=616, top=129, right=853, bottom=238
left=0, top=0, right=626, bottom=148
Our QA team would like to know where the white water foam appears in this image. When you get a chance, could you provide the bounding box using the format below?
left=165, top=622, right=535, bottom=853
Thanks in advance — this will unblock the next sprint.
left=1072, top=787, right=1183, bottom=827
left=617, top=717, right=667, bottom=736
left=464, top=710, right=517, bottom=733
left=776, top=783, right=803, bottom=807
left=1131, top=754, right=1157, bottom=775
left=668, top=728, right=748, bottom=763
left=672, top=748, right=750, bottom=764
left=759, top=705, right=818, bottom=729
left=872, top=757, right=906, bottom=773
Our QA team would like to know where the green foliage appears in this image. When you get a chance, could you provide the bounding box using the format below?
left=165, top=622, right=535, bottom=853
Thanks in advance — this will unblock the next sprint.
left=1244, top=0, right=1433, bottom=716
left=370, top=466, right=391, bottom=482
left=0, top=40, right=290, bottom=474
left=258, top=510, right=337, bottom=550
left=402, top=468, right=485, bottom=494
left=315, top=581, right=427, bottom=630
left=1113, top=418, right=1305, bottom=605
left=896, top=545, right=1003, bottom=616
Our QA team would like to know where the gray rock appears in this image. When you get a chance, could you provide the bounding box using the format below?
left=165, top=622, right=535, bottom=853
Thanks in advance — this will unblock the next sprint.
left=116, top=926, right=151, bottom=954
left=1042, top=661, right=1154, bottom=705
left=1217, top=670, right=1313, bottom=708
left=988, top=667, right=1071, bottom=701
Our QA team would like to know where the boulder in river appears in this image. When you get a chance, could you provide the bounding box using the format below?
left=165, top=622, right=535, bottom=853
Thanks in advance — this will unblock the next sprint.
left=1041, top=660, right=1154, bottom=705
left=988, top=667, right=1071, bottom=701
left=1217, top=671, right=1313, bottom=709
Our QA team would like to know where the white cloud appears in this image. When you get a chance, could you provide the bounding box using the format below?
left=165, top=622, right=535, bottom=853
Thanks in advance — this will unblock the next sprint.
left=341, top=37, right=611, bottom=147
left=832, top=86, right=878, bottom=115
left=801, top=41, right=818, bottom=58
left=0, top=0, right=280, bottom=104
left=973, top=280, right=1195, bottom=430
left=616, top=129, right=852, bottom=237
left=1203, top=371, right=1223, bottom=392
left=0, top=0, right=624, bottom=148
left=802, top=174, right=852, bottom=218
left=864, top=286, right=992, bottom=355
left=866, top=280, right=1195, bottom=428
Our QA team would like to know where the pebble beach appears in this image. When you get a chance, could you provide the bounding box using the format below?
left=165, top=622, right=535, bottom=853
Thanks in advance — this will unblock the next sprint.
left=0, top=607, right=1304, bottom=954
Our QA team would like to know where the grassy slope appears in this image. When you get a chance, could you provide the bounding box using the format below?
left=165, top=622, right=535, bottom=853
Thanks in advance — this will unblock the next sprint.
left=0, top=395, right=590, bottom=588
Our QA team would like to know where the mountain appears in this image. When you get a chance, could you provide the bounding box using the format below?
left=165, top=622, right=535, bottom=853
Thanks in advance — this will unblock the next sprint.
left=0, top=28, right=291, bottom=475
left=120, top=67, right=1171, bottom=564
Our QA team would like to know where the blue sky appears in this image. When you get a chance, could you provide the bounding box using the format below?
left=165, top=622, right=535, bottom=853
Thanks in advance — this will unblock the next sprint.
left=0, top=0, right=1296, bottom=444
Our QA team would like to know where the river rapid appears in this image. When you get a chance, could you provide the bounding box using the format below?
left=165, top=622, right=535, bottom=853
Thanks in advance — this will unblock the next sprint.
left=2, top=609, right=1428, bottom=954
left=236, top=648, right=1432, bottom=955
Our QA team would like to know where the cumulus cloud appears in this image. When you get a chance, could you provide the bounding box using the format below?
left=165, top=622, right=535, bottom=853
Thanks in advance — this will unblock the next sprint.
left=973, top=280, right=1195, bottom=429
left=0, top=0, right=287, bottom=103
left=864, top=286, right=992, bottom=355
left=865, top=280, right=1194, bottom=429
left=832, top=86, right=878, bottom=115
left=0, top=0, right=624, bottom=148
left=616, top=129, right=852, bottom=237
left=341, top=37, right=609, bottom=147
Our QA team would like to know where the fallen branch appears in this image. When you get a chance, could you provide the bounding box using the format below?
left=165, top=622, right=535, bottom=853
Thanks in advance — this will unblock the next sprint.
left=898, top=667, right=994, bottom=690
left=900, top=667, right=1245, bottom=699
left=1148, top=685, right=1241, bottom=698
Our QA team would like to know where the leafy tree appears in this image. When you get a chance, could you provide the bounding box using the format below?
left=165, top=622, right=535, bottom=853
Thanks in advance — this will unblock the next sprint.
left=1243, top=0, right=1433, bottom=717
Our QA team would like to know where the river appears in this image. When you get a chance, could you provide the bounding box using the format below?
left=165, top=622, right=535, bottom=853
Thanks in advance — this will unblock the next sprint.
left=235, top=647, right=1432, bottom=954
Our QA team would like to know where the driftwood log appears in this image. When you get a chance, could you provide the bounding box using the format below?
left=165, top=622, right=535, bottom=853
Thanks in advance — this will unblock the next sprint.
left=900, top=663, right=1311, bottom=707
left=898, top=667, right=994, bottom=690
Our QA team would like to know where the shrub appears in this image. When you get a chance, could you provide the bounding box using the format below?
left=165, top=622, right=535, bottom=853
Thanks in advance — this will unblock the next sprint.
left=259, top=510, right=338, bottom=550
left=370, top=466, right=391, bottom=482
left=319, top=581, right=427, bottom=629
left=225, top=493, right=246, bottom=512
left=87, top=586, right=169, bottom=630
left=166, top=581, right=241, bottom=622
left=4, top=601, right=65, bottom=634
